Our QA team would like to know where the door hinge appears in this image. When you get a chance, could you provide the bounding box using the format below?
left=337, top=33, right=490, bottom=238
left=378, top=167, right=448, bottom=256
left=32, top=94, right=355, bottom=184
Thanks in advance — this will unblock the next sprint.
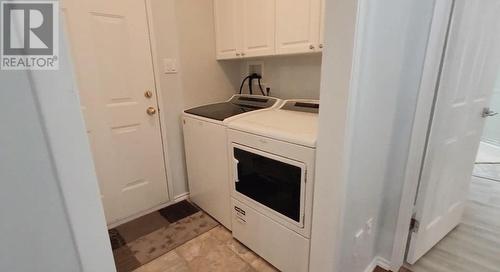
left=410, top=218, right=420, bottom=233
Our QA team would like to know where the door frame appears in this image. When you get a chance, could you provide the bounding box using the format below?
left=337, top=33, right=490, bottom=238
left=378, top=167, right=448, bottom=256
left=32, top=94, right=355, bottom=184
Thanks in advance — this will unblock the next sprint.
left=145, top=0, right=175, bottom=203
left=389, top=0, right=456, bottom=270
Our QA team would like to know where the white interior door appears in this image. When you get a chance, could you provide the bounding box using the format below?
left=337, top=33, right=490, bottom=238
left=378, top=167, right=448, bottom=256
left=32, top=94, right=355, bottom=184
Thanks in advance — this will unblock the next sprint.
left=62, top=0, right=169, bottom=224
left=406, top=0, right=500, bottom=263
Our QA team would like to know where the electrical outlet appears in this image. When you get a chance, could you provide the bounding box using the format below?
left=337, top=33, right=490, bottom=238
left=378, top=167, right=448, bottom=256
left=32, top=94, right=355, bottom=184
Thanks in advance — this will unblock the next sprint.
left=353, top=229, right=364, bottom=259
left=365, top=218, right=374, bottom=235
left=163, top=58, right=177, bottom=74
left=247, top=61, right=264, bottom=76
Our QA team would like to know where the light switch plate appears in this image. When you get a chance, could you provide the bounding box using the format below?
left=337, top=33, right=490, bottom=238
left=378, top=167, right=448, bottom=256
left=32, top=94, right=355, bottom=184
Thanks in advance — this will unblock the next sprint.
left=163, top=58, right=177, bottom=74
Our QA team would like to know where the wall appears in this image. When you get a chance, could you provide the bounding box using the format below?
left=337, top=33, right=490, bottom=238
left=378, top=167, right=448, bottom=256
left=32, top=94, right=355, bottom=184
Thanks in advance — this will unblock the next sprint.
left=313, top=0, right=436, bottom=271
left=238, top=54, right=323, bottom=99
left=148, top=0, right=240, bottom=197
left=0, top=70, right=82, bottom=272
left=0, top=18, right=114, bottom=271
left=309, top=0, right=359, bottom=270
left=481, top=73, right=500, bottom=145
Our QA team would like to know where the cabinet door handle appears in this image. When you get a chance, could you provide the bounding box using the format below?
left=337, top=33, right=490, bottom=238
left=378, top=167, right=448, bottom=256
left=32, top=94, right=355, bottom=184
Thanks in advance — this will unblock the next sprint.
left=241, top=52, right=246, bottom=56
left=319, top=44, right=323, bottom=49
left=236, top=53, right=241, bottom=56
left=309, top=44, right=315, bottom=50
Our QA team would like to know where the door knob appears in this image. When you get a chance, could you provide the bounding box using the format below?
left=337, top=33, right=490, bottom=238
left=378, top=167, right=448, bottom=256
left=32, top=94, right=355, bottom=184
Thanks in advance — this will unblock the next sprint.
left=144, top=90, right=153, bottom=98
left=482, top=107, right=498, bottom=118
left=146, top=107, right=157, bottom=115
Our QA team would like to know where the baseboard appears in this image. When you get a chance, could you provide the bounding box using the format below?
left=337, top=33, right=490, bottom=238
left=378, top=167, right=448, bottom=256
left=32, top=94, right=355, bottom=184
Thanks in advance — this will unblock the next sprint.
left=364, top=256, right=391, bottom=272
left=174, top=192, right=190, bottom=202
left=107, top=192, right=190, bottom=229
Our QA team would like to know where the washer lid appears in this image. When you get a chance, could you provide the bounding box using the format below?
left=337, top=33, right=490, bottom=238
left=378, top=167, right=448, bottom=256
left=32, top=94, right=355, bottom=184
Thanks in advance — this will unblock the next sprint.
left=184, top=95, right=279, bottom=121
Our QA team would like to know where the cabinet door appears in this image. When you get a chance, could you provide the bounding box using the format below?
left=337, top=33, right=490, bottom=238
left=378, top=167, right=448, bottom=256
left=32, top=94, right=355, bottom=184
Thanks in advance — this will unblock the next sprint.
left=318, top=0, right=325, bottom=51
left=214, top=0, right=243, bottom=59
left=276, top=0, right=322, bottom=55
left=241, top=0, right=276, bottom=57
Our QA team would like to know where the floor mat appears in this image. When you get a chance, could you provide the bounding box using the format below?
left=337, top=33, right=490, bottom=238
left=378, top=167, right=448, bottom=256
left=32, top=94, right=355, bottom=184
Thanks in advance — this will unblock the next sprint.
left=472, top=163, right=500, bottom=182
left=108, top=200, right=218, bottom=272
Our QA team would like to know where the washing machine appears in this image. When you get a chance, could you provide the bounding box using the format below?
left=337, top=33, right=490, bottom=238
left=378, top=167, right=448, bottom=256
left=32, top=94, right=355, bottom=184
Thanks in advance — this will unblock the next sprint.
left=226, top=100, right=319, bottom=272
left=182, top=95, right=281, bottom=229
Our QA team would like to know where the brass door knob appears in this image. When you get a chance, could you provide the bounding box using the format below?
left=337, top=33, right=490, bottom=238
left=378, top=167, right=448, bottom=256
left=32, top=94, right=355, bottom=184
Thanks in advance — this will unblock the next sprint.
left=146, top=107, right=157, bottom=115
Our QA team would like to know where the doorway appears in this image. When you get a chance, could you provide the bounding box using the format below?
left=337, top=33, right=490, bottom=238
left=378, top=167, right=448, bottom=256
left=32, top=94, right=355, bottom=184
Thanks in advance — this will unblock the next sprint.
left=62, top=0, right=170, bottom=225
left=392, top=0, right=500, bottom=270
left=474, top=84, right=500, bottom=181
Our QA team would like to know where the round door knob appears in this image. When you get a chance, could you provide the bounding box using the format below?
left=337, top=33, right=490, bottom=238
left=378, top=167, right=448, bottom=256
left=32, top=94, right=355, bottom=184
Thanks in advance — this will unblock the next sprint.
left=146, top=107, right=157, bottom=115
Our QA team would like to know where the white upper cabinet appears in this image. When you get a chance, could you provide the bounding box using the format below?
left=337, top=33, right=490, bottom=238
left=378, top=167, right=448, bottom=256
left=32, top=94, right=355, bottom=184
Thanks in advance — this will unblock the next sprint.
left=214, top=0, right=324, bottom=60
left=241, top=0, right=276, bottom=58
left=276, top=0, right=322, bottom=55
left=214, top=0, right=243, bottom=59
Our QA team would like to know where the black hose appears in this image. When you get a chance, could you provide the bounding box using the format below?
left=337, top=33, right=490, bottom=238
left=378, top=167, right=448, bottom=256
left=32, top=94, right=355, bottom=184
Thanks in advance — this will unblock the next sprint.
left=239, top=75, right=251, bottom=94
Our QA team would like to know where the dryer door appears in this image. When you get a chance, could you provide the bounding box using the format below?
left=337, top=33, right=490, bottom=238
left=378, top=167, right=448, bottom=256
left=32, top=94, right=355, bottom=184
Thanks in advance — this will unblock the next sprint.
left=231, top=143, right=306, bottom=228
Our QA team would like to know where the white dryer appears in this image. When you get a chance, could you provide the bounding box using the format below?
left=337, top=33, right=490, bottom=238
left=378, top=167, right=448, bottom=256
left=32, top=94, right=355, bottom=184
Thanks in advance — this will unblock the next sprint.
left=182, top=95, right=281, bottom=229
left=226, top=100, right=319, bottom=272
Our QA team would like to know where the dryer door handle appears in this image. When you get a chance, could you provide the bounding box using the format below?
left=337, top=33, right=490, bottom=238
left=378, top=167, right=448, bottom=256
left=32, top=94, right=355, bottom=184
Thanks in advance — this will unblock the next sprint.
left=233, top=158, right=240, bottom=183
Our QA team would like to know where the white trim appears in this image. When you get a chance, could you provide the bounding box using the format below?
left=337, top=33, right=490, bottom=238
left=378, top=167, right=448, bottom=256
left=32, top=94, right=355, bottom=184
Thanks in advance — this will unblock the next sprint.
left=308, top=0, right=363, bottom=271
left=174, top=192, right=190, bottom=202
left=363, top=257, right=391, bottom=272
left=144, top=0, right=176, bottom=202
left=389, top=0, right=454, bottom=270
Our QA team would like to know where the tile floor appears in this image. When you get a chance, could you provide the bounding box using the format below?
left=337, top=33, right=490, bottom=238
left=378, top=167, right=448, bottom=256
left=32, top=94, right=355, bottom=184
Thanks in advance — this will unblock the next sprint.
left=133, top=226, right=278, bottom=272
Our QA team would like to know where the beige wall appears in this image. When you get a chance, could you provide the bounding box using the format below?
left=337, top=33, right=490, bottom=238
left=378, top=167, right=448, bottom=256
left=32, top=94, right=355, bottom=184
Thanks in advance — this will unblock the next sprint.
left=149, top=0, right=240, bottom=197
left=175, top=0, right=242, bottom=108
left=239, top=54, right=323, bottom=100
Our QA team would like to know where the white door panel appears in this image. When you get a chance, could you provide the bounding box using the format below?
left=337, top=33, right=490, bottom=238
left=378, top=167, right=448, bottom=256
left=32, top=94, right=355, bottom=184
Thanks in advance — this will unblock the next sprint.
left=242, top=0, right=276, bottom=57
left=407, top=0, right=500, bottom=263
left=276, top=0, right=321, bottom=54
left=214, top=0, right=243, bottom=59
left=63, top=0, right=169, bottom=224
